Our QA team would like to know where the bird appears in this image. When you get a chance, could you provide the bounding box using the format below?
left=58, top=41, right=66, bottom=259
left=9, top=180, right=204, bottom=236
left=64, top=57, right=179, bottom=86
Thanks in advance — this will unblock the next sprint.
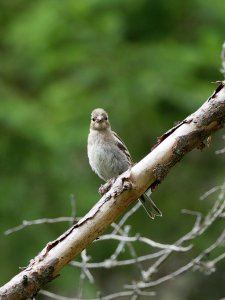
left=87, top=108, right=162, bottom=219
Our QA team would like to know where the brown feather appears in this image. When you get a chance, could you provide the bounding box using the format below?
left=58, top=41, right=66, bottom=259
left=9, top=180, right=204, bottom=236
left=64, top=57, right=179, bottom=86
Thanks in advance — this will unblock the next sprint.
left=112, top=131, right=133, bottom=165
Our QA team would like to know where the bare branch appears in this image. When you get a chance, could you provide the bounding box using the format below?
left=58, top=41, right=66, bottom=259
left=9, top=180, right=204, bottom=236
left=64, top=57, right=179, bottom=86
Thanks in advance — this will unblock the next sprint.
left=4, top=217, right=75, bottom=235
left=200, top=185, right=223, bottom=200
left=140, top=184, right=225, bottom=281
left=39, top=289, right=156, bottom=300
left=1, top=82, right=225, bottom=299
left=70, top=251, right=167, bottom=269
left=125, top=230, right=225, bottom=290
left=97, top=234, right=192, bottom=252
left=112, top=202, right=142, bottom=235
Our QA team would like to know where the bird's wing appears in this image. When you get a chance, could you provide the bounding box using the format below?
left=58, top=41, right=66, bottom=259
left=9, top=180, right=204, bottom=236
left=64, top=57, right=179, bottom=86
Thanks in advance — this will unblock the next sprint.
left=112, top=131, right=133, bottom=165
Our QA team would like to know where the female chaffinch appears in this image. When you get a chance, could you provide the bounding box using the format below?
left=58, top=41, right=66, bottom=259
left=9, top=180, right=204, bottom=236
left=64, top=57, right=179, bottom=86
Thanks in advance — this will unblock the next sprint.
left=87, top=108, right=162, bottom=219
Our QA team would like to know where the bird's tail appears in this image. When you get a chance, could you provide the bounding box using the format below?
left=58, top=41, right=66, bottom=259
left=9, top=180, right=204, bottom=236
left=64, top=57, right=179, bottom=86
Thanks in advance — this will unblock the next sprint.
left=139, top=193, right=162, bottom=219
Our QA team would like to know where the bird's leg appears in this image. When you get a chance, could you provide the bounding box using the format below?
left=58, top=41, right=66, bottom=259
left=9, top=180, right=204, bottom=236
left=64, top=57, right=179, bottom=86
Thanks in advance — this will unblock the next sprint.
left=98, top=177, right=116, bottom=195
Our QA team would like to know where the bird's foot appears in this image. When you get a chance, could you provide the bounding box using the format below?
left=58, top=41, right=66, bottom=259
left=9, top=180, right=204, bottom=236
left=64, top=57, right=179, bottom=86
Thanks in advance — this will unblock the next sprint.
left=98, top=178, right=116, bottom=196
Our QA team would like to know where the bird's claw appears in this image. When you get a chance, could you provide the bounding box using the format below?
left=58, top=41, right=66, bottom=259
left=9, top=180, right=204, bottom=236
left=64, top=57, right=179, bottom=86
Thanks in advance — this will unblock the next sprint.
left=98, top=178, right=116, bottom=195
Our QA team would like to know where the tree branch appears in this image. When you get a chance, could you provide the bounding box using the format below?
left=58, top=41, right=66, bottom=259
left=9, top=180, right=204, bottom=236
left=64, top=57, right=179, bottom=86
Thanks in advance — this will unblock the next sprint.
left=0, top=81, right=225, bottom=299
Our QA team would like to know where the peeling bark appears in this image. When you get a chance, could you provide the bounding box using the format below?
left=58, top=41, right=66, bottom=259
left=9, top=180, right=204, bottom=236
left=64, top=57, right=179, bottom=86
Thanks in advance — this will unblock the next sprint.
left=0, top=82, right=225, bottom=300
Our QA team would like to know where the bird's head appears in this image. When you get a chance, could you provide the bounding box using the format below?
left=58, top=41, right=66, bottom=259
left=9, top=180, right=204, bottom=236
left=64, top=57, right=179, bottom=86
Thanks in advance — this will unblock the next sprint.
left=90, top=108, right=110, bottom=130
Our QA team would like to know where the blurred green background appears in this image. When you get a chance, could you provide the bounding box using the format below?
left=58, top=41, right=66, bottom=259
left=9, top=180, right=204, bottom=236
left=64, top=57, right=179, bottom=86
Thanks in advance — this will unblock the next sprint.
left=0, top=0, right=225, bottom=299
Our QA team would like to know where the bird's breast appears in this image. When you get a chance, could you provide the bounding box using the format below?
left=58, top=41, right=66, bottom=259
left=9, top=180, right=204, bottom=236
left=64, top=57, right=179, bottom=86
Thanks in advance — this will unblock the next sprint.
left=88, top=132, right=130, bottom=181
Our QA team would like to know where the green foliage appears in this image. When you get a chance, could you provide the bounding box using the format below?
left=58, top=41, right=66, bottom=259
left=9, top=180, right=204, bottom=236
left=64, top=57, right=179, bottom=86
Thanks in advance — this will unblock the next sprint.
left=0, top=0, right=224, bottom=298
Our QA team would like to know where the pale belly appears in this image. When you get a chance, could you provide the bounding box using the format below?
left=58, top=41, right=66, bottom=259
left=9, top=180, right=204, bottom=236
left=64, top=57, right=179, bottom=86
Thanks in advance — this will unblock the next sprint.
left=88, top=142, right=130, bottom=181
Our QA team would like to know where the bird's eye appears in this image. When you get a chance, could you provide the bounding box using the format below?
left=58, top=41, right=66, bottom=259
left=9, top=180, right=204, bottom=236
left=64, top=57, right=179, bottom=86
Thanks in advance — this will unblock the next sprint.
left=92, top=117, right=96, bottom=121
left=104, top=116, right=108, bottom=120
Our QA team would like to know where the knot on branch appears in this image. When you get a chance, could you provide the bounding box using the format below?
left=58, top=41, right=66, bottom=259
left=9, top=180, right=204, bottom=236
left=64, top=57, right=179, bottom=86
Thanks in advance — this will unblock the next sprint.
left=173, top=130, right=209, bottom=157
left=110, top=175, right=133, bottom=199
left=151, top=162, right=176, bottom=191
left=22, top=275, right=28, bottom=286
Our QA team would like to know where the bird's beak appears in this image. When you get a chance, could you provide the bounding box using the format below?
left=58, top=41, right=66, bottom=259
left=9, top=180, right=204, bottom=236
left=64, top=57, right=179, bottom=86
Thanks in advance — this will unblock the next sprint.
left=96, top=116, right=104, bottom=122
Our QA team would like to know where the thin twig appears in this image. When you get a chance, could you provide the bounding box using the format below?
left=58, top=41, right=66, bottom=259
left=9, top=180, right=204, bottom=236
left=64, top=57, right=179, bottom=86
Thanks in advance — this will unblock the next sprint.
left=70, top=250, right=167, bottom=269
left=141, top=190, right=225, bottom=280
left=4, top=217, right=75, bottom=235
left=125, top=230, right=225, bottom=289
left=39, top=289, right=156, bottom=300
left=200, top=185, right=222, bottom=200
left=97, top=234, right=192, bottom=252
left=112, top=202, right=141, bottom=234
